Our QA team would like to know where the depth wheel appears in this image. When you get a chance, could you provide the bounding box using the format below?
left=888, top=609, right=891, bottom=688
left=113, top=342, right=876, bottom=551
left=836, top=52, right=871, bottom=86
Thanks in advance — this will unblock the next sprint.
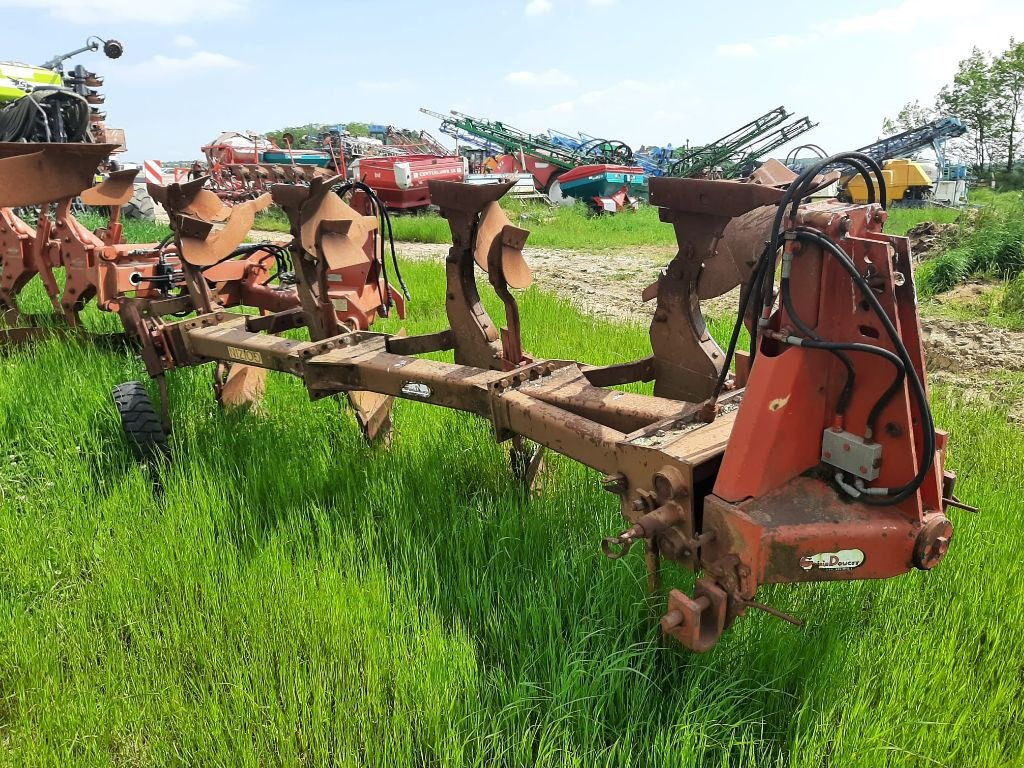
left=112, top=381, right=169, bottom=463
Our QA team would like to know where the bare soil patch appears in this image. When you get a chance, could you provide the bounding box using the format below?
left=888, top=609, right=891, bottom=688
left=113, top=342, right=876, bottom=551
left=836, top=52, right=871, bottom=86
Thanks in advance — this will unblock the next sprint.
left=906, top=221, right=958, bottom=260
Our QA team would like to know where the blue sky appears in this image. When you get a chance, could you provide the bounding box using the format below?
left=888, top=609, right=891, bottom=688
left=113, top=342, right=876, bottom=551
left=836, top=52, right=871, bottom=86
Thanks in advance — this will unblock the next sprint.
left=3, top=0, right=1023, bottom=163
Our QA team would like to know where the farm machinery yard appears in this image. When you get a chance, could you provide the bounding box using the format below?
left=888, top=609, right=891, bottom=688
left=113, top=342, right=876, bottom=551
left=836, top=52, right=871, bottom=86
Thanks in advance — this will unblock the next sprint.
left=0, top=141, right=964, bottom=653
left=7, top=17, right=1024, bottom=761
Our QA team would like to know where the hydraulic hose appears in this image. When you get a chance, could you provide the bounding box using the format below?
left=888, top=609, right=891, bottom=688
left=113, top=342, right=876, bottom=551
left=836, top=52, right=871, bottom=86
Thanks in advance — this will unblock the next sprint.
left=793, top=227, right=935, bottom=506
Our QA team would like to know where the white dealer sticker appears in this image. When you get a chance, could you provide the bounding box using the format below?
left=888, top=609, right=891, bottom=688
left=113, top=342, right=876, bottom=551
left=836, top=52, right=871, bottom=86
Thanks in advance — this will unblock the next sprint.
left=401, top=382, right=431, bottom=399
left=799, top=548, right=865, bottom=571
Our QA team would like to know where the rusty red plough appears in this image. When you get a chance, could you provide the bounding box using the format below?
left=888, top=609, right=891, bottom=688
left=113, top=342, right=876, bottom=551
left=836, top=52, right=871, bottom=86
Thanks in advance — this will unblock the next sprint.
left=0, top=144, right=962, bottom=652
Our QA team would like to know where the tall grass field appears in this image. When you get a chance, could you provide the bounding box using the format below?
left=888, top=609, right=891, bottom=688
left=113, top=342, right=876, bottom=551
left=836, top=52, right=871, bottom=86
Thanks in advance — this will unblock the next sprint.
left=0, top=247, right=1020, bottom=765
left=249, top=198, right=974, bottom=252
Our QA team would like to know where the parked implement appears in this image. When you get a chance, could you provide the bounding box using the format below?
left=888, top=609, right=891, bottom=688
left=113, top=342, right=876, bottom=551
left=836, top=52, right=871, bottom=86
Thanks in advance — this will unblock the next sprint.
left=201, top=132, right=336, bottom=202
left=665, top=107, right=817, bottom=179
left=202, top=127, right=462, bottom=210
left=2, top=143, right=962, bottom=652
left=349, top=154, right=466, bottom=211
left=421, top=107, right=645, bottom=209
left=791, top=117, right=969, bottom=206
left=0, top=36, right=123, bottom=144
left=0, top=36, right=159, bottom=221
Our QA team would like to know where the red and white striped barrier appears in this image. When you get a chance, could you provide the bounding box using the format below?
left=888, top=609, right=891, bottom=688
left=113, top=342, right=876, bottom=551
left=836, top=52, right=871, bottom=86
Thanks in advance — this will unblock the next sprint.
left=143, top=160, right=163, bottom=186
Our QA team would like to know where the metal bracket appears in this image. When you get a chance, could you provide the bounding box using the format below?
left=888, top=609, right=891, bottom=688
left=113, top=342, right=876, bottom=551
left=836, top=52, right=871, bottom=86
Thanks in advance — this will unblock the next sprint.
left=660, top=579, right=729, bottom=652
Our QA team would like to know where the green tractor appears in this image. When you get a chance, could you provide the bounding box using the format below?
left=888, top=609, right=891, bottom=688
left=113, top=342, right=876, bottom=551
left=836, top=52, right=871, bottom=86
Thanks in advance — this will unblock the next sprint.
left=0, top=37, right=155, bottom=219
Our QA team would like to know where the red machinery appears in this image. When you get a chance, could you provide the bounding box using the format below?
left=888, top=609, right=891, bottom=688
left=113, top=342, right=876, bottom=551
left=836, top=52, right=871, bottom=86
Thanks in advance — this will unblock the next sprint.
left=482, top=153, right=562, bottom=191
left=350, top=154, right=467, bottom=211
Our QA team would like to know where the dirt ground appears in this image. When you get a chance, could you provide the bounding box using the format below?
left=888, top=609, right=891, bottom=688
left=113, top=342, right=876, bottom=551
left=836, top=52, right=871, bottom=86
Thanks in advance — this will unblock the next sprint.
left=387, top=241, right=748, bottom=322
left=906, top=221, right=958, bottom=260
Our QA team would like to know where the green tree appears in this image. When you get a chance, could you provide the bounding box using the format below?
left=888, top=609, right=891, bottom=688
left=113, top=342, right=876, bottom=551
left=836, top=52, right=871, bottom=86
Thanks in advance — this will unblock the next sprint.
left=993, top=38, right=1024, bottom=171
left=266, top=123, right=329, bottom=149
left=882, top=100, right=935, bottom=135
left=938, top=47, right=1003, bottom=170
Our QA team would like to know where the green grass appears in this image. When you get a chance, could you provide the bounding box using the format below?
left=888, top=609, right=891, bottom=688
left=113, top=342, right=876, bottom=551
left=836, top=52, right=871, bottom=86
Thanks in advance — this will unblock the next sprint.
left=0, top=256, right=1021, bottom=765
left=258, top=201, right=677, bottom=250
left=916, top=198, right=1024, bottom=296
left=76, top=212, right=171, bottom=244
left=253, top=198, right=966, bottom=250
left=391, top=202, right=677, bottom=251
left=375, top=201, right=968, bottom=249
left=883, top=205, right=961, bottom=236
left=253, top=206, right=291, bottom=234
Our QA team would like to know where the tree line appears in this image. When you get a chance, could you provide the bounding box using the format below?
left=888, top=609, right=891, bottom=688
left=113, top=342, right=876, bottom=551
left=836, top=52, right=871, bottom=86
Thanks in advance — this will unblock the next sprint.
left=885, top=38, right=1024, bottom=179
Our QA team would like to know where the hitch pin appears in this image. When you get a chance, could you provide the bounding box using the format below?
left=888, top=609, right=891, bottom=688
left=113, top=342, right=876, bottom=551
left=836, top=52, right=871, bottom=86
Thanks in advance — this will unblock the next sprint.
left=743, top=599, right=803, bottom=627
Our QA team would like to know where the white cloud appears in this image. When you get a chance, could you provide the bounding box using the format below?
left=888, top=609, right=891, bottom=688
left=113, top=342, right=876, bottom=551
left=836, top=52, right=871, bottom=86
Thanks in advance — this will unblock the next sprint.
left=765, top=34, right=799, bottom=49
left=173, top=35, right=198, bottom=48
left=504, top=68, right=576, bottom=87
left=128, top=51, right=242, bottom=77
left=0, top=0, right=248, bottom=24
left=715, top=42, right=757, bottom=57
left=525, top=0, right=552, bottom=15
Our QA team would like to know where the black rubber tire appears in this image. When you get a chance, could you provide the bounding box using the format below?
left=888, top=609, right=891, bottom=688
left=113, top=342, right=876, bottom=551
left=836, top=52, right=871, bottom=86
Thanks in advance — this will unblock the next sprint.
left=112, top=381, right=169, bottom=463
left=121, top=186, right=157, bottom=221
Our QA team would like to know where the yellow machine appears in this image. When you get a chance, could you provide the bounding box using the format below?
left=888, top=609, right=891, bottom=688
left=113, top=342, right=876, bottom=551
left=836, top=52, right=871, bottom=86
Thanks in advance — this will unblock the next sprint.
left=845, top=158, right=934, bottom=205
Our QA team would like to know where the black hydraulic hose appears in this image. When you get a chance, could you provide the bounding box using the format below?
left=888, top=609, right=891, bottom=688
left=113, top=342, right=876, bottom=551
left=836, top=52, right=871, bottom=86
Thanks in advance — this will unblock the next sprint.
left=786, top=154, right=882, bottom=225
left=798, top=337, right=906, bottom=441
left=753, top=151, right=887, bottom=346
left=757, top=160, right=831, bottom=325
left=354, top=182, right=393, bottom=316
left=866, top=364, right=907, bottom=440
left=780, top=277, right=857, bottom=415
left=793, top=227, right=935, bottom=505
left=380, top=204, right=410, bottom=301
left=335, top=180, right=413, bottom=313
left=777, top=171, right=908, bottom=420
left=199, top=242, right=288, bottom=277
left=753, top=149, right=889, bottom=353
left=780, top=274, right=905, bottom=427
left=796, top=338, right=904, bottom=370
left=240, top=242, right=291, bottom=284
left=712, top=244, right=768, bottom=397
